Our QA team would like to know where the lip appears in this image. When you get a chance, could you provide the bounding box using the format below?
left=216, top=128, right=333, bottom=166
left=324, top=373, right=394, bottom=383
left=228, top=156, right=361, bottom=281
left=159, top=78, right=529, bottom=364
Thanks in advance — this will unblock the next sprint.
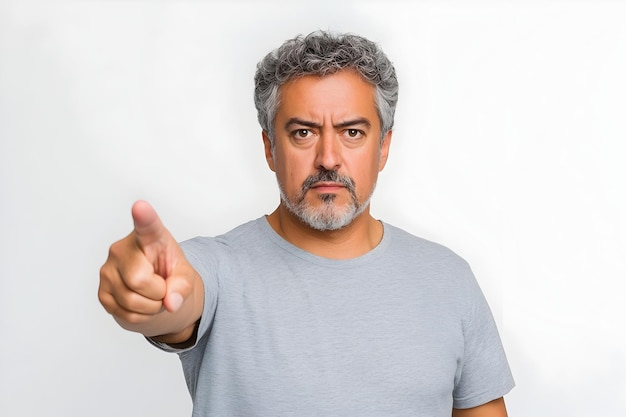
left=310, top=182, right=345, bottom=193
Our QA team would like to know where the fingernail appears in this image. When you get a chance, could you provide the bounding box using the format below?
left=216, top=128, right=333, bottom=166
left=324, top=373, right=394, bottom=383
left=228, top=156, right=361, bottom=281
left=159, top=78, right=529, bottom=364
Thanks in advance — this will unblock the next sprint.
left=168, top=293, right=183, bottom=312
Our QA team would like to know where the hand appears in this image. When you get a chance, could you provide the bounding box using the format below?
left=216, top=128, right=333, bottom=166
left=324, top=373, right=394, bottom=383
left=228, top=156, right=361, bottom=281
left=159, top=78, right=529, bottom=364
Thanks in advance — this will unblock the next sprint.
left=99, top=200, right=202, bottom=339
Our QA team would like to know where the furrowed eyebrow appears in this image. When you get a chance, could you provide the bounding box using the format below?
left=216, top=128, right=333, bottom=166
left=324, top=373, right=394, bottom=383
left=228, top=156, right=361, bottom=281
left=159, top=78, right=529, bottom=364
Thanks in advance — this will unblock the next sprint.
left=334, top=118, right=371, bottom=130
left=285, top=118, right=321, bottom=130
left=285, top=117, right=371, bottom=130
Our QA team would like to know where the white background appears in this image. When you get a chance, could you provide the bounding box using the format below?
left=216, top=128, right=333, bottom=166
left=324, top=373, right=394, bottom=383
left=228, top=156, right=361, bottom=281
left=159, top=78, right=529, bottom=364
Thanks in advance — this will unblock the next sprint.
left=1, top=1, right=625, bottom=415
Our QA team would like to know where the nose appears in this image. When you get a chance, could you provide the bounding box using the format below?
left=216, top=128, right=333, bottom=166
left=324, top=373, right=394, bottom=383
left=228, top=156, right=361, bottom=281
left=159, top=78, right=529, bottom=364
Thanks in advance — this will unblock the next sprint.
left=314, top=132, right=342, bottom=171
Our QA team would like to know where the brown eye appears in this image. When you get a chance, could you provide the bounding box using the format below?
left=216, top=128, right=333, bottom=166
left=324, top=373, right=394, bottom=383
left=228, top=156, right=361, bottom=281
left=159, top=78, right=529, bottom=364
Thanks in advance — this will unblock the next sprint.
left=294, top=129, right=312, bottom=139
left=345, top=129, right=363, bottom=139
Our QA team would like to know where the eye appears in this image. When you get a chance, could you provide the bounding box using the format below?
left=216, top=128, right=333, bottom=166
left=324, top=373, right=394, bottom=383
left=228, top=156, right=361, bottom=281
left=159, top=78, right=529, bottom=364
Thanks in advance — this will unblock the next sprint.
left=345, top=129, right=363, bottom=139
left=293, top=129, right=313, bottom=139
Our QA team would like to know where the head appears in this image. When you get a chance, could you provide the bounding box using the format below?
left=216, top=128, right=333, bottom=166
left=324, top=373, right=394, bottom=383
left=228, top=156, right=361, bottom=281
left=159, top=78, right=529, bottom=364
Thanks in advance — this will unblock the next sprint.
left=255, top=32, right=398, bottom=231
left=254, top=31, right=398, bottom=147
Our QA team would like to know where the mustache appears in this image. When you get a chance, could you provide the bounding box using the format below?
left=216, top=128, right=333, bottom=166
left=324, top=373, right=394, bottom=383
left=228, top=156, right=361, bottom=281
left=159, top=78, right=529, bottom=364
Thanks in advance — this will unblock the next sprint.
left=300, top=169, right=356, bottom=195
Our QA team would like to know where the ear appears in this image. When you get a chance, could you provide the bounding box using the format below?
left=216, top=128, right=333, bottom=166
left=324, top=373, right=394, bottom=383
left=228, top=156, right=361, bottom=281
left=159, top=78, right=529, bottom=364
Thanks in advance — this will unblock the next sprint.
left=378, top=130, right=392, bottom=172
left=262, top=131, right=276, bottom=172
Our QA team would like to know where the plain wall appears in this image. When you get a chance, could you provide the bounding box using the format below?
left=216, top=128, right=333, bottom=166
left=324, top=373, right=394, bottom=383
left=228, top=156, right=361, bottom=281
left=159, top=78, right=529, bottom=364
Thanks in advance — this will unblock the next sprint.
left=1, top=1, right=625, bottom=415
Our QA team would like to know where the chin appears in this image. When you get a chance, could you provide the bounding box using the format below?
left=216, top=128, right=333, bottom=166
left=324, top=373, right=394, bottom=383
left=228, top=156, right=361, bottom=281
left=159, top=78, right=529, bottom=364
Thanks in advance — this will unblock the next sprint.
left=295, top=201, right=368, bottom=232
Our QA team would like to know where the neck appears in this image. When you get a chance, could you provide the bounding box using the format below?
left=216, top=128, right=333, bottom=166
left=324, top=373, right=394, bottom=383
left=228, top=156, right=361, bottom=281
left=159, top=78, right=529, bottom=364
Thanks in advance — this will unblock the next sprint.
left=266, top=204, right=384, bottom=260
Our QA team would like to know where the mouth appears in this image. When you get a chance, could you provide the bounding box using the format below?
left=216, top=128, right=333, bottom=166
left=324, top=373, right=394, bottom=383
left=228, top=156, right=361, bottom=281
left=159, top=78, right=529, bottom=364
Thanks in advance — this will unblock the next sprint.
left=297, top=170, right=356, bottom=203
left=310, top=182, right=346, bottom=193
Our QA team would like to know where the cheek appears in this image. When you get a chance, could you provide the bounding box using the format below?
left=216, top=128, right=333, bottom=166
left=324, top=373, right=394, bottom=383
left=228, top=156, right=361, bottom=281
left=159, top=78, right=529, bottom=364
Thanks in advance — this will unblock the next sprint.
left=350, top=152, right=381, bottom=180
left=358, top=170, right=379, bottom=192
left=280, top=151, right=311, bottom=180
left=354, top=161, right=382, bottom=198
left=275, top=159, right=303, bottom=191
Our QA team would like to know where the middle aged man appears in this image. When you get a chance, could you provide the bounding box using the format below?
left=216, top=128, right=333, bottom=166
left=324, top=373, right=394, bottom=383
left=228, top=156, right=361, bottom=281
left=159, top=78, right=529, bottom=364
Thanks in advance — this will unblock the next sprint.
left=99, top=31, right=515, bottom=416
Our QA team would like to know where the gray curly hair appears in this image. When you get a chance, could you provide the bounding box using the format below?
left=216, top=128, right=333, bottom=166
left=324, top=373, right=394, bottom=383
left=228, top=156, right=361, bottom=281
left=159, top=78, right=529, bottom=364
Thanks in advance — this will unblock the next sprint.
left=254, top=31, right=399, bottom=145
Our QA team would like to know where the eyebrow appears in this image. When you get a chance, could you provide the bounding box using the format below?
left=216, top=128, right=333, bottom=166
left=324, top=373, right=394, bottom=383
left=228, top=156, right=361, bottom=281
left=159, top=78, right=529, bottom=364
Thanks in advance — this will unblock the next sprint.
left=285, top=118, right=321, bottom=130
left=285, top=117, right=371, bottom=131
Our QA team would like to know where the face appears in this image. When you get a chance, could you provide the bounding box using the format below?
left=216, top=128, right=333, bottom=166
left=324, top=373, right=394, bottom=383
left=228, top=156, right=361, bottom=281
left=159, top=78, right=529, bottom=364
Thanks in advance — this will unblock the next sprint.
left=263, top=70, right=392, bottom=231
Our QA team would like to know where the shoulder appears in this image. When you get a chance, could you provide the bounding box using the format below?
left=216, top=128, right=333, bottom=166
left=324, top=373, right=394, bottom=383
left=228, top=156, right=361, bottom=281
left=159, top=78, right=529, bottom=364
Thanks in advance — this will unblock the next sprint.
left=381, top=223, right=479, bottom=298
left=383, top=223, right=470, bottom=267
left=179, top=217, right=267, bottom=261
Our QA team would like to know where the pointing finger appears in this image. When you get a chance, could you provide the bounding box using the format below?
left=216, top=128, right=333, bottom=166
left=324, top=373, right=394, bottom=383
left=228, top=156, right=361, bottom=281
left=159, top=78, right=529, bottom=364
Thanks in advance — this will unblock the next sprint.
left=132, top=200, right=167, bottom=248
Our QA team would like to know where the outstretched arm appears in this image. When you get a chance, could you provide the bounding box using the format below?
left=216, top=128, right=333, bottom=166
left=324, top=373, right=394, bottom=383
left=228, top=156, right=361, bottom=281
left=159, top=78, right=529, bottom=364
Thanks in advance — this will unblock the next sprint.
left=98, top=200, right=204, bottom=345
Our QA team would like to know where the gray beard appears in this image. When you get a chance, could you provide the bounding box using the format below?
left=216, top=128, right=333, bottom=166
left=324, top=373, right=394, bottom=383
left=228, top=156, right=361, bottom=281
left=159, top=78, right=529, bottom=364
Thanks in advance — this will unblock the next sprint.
left=277, top=169, right=374, bottom=231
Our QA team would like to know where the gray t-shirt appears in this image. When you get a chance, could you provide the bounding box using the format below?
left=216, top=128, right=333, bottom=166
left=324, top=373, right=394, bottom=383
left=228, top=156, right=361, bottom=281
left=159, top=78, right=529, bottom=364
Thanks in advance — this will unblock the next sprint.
left=151, top=217, right=514, bottom=416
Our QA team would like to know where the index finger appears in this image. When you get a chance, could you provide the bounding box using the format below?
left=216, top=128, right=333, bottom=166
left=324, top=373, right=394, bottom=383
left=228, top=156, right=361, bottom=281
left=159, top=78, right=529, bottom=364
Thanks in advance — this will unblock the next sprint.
left=131, top=200, right=166, bottom=248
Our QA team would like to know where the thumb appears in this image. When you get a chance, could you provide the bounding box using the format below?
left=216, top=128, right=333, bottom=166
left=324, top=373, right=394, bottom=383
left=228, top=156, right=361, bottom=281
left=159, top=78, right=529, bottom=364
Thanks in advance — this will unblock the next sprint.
left=162, top=265, right=196, bottom=313
left=163, top=289, right=185, bottom=313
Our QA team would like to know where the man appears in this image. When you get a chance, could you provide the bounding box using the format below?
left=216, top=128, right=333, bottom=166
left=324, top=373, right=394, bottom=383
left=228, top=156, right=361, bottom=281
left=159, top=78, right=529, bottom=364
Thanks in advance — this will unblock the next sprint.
left=99, top=31, right=514, bottom=416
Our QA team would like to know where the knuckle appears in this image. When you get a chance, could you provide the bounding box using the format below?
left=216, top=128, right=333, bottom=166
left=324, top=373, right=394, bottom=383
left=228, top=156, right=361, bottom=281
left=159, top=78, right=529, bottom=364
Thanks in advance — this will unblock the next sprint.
left=99, top=262, right=113, bottom=282
left=107, top=240, right=124, bottom=258
left=107, top=234, right=137, bottom=260
left=125, top=269, right=154, bottom=293
left=97, top=290, right=114, bottom=313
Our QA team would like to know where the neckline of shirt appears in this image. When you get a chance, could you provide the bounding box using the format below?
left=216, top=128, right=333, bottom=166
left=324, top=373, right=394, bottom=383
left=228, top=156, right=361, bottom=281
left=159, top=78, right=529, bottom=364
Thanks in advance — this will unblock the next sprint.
left=257, top=216, right=392, bottom=268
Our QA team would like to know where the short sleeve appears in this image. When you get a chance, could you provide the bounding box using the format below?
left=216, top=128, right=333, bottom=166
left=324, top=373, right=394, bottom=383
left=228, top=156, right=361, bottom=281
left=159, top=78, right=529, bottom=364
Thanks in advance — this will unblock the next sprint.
left=452, top=269, right=515, bottom=409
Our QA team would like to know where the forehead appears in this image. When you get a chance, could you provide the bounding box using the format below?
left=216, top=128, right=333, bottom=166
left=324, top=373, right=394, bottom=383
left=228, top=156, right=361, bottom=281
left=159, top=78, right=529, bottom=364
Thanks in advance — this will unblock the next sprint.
left=277, top=70, right=378, bottom=119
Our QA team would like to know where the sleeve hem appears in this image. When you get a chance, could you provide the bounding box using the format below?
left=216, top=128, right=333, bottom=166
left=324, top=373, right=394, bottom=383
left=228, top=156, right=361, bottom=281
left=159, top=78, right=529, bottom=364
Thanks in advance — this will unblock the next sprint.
left=453, top=382, right=515, bottom=409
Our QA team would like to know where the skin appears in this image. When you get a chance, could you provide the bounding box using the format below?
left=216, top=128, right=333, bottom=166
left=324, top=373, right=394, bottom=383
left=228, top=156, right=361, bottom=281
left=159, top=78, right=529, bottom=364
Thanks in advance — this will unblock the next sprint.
left=98, top=69, right=508, bottom=415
